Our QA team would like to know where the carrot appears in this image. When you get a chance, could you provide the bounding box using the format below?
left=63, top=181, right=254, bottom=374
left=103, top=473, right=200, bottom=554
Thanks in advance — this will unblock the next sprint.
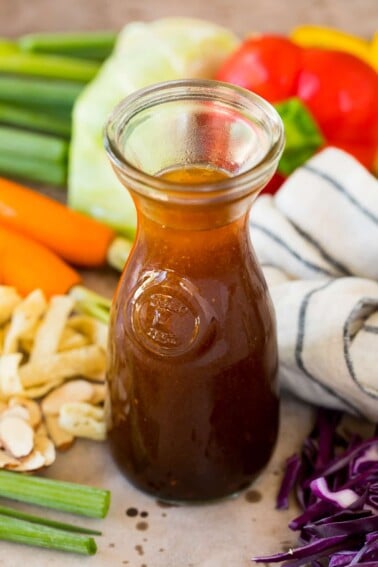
left=0, top=225, right=81, bottom=297
left=0, top=177, right=119, bottom=268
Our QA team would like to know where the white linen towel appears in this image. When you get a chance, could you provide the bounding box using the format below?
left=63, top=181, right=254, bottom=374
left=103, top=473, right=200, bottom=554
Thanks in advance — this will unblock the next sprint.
left=250, top=148, right=378, bottom=422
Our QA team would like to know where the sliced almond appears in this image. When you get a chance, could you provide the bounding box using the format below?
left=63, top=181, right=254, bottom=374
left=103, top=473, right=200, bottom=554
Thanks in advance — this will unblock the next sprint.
left=0, top=448, right=20, bottom=468
left=36, top=422, right=48, bottom=437
left=44, top=415, right=74, bottom=451
left=42, top=380, right=95, bottom=416
left=9, top=397, right=42, bottom=429
left=34, top=434, right=56, bottom=466
left=0, top=405, right=30, bottom=422
left=0, top=415, right=34, bottom=458
left=9, top=450, right=45, bottom=472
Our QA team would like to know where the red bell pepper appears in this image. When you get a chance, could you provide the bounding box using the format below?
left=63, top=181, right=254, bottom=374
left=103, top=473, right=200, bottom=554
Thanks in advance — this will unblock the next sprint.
left=215, top=35, right=378, bottom=171
left=297, top=48, right=378, bottom=146
left=215, top=35, right=302, bottom=103
left=263, top=172, right=287, bottom=195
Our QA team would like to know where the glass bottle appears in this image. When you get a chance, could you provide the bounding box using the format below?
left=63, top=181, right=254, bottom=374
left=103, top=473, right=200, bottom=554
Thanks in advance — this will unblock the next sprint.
left=105, top=79, right=285, bottom=501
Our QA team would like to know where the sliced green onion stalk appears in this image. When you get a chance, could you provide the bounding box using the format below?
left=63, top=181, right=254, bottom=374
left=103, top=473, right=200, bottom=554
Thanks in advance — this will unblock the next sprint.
left=0, top=126, right=68, bottom=186
left=0, top=102, right=71, bottom=137
left=0, top=52, right=100, bottom=82
left=0, top=515, right=97, bottom=555
left=0, top=125, right=68, bottom=162
left=0, top=470, right=110, bottom=519
left=0, top=76, right=83, bottom=110
left=0, top=153, right=66, bottom=187
left=19, top=31, right=117, bottom=61
left=0, top=38, right=18, bottom=55
left=70, top=286, right=112, bottom=324
left=0, top=504, right=101, bottom=535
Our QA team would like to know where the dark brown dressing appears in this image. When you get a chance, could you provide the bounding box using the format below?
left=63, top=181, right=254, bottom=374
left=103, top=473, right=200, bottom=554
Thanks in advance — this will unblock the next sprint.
left=108, top=167, right=279, bottom=501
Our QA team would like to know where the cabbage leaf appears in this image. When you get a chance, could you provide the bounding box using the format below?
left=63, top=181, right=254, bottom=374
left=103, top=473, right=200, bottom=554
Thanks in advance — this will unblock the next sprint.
left=68, top=18, right=239, bottom=236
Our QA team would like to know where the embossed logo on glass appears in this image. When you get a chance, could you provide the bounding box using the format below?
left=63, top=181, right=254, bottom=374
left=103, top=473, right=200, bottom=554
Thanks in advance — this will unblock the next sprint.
left=127, top=270, right=213, bottom=356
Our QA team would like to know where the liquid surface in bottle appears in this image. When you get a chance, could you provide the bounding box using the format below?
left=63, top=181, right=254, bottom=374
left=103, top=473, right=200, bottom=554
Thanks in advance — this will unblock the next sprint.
left=107, top=166, right=279, bottom=501
left=161, top=166, right=229, bottom=184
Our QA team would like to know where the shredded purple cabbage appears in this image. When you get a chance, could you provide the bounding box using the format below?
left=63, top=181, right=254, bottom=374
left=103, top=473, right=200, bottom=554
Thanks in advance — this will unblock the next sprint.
left=252, top=409, right=378, bottom=566
left=276, top=454, right=302, bottom=510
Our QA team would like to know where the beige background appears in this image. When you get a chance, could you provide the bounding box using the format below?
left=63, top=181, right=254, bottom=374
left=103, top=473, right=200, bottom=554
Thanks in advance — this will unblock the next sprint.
left=1, top=0, right=377, bottom=38
left=0, top=3, right=375, bottom=567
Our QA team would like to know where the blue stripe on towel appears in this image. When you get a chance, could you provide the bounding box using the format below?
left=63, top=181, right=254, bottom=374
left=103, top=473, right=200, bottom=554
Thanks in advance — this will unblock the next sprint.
left=363, top=324, right=378, bottom=334
left=251, top=222, right=336, bottom=277
left=290, top=221, right=352, bottom=276
left=343, top=298, right=378, bottom=399
left=303, top=164, right=378, bottom=225
left=295, top=280, right=363, bottom=415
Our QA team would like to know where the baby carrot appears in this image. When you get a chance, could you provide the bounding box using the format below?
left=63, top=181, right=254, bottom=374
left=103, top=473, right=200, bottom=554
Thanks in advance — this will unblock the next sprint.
left=0, top=177, right=117, bottom=267
left=0, top=225, right=81, bottom=297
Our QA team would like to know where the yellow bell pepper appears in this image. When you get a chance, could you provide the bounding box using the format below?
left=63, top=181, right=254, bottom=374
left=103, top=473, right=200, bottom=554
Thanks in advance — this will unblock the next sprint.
left=371, top=32, right=378, bottom=71
left=290, top=25, right=376, bottom=70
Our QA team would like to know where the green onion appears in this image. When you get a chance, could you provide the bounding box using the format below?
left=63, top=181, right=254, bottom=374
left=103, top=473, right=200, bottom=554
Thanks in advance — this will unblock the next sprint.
left=0, top=39, right=18, bottom=55
left=0, top=514, right=97, bottom=555
left=0, top=471, right=110, bottom=518
left=70, top=286, right=112, bottom=324
left=0, top=103, right=71, bottom=137
left=0, top=126, right=68, bottom=162
left=0, top=126, right=68, bottom=185
left=0, top=504, right=101, bottom=535
left=0, top=76, right=83, bottom=110
left=19, top=31, right=117, bottom=61
left=0, top=153, right=66, bottom=186
left=0, top=52, right=100, bottom=82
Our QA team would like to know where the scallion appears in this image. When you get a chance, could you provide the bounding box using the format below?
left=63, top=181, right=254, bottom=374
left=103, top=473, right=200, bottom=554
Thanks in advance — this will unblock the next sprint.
left=0, top=470, right=110, bottom=518
left=0, top=504, right=101, bottom=535
left=0, top=76, right=83, bottom=110
left=69, top=286, right=112, bottom=324
left=0, top=103, right=71, bottom=137
left=0, top=126, right=67, bottom=186
left=0, top=153, right=66, bottom=186
left=19, top=31, right=117, bottom=61
left=0, top=126, right=68, bottom=162
left=0, top=514, right=97, bottom=555
left=0, top=39, right=18, bottom=55
left=0, top=52, right=99, bottom=82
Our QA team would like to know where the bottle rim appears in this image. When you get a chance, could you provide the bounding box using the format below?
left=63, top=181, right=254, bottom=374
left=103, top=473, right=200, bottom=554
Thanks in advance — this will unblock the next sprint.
left=104, top=79, right=285, bottom=205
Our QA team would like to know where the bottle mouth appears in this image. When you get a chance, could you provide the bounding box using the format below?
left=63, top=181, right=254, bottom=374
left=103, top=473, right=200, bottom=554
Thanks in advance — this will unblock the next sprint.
left=105, top=79, right=285, bottom=205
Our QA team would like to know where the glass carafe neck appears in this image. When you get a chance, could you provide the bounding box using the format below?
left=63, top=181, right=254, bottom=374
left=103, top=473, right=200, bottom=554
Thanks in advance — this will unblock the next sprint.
left=105, top=80, right=285, bottom=227
left=132, top=189, right=256, bottom=231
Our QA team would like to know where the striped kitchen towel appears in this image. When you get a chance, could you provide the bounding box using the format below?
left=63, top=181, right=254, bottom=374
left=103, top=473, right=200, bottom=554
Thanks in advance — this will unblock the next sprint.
left=250, top=148, right=378, bottom=422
